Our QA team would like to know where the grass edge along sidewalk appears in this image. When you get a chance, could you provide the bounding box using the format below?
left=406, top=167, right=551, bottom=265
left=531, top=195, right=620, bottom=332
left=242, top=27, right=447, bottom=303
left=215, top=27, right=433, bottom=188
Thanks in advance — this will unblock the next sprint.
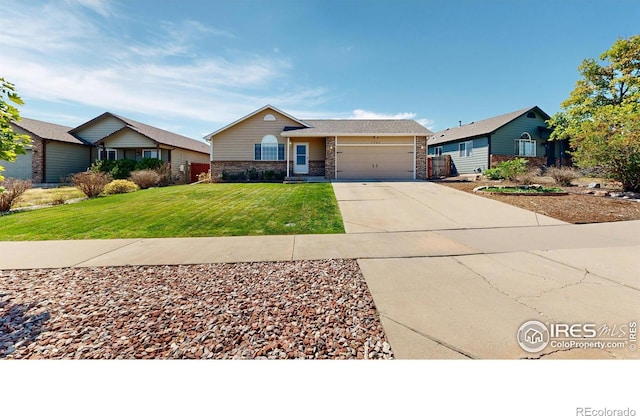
left=0, top=183, right=345, bottom=241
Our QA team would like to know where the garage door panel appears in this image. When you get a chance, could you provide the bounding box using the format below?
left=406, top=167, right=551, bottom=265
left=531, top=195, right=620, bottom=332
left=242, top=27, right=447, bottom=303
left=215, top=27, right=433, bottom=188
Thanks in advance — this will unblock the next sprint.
left=337, top=145, right=413, bottom=180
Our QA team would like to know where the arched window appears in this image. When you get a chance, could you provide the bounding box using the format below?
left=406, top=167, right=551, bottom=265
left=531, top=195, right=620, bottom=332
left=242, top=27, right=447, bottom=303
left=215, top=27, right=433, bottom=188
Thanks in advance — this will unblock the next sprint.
left=264, top=114, right=276, bottom=121
left=261, top=135, right=278, bottom=160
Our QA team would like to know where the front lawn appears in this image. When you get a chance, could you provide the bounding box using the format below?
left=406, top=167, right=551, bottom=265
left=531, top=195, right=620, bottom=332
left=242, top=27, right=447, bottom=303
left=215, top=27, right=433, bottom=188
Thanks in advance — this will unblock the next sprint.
left=0, top=183, right=344, bottom=240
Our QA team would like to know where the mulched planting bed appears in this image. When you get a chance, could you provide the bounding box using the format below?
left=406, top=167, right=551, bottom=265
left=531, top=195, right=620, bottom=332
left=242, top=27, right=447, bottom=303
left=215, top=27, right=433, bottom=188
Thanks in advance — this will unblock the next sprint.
left=0, top=260, right=392, bottom=359
left=439, top=181, right=640, bottom=224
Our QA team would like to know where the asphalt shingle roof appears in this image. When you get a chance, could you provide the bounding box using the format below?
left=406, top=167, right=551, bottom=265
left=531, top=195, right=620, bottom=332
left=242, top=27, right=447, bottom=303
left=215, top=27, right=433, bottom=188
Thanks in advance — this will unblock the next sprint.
left=13, top=117, right=87, bottom=145
left=282, top=119, right=432, bottom=137
left=430, top=106, right=549, bottom=145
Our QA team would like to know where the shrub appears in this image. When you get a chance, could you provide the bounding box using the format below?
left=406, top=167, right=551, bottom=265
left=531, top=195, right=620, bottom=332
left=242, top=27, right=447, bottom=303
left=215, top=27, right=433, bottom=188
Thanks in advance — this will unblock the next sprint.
left=497, top=158, right=528, bottom=181
left=515, top=173, right=535, bottom=185
left=0, top=178, right=32, bottom=213
left=72, top=171, right=112, bottom=198
left=155, top=162, right=172, bottom=186
left=104, top=179, right=139, bottom=195
left=51, top=192, right=68, bottom=206
left=136, top=157, right=165, bottom=171
left=546, top=166, right=580, bottom=186
left=130, top=169, right=161, bottom=189
left=197, top=170, right=211, bottom=183
left=483, top=168, right=504, bottom=180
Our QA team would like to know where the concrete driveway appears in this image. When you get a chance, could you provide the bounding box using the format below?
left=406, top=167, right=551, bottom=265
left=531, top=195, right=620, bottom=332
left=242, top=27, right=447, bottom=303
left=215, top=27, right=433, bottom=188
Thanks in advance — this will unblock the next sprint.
left=332, top=181, right=564, bottom=233
left=332, top=181, right=640, bottom=359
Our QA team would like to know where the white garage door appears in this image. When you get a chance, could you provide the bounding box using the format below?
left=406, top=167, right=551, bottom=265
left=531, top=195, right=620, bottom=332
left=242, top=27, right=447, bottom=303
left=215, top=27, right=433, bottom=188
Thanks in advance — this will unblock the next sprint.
left=337, top=143, right=414, bottom=180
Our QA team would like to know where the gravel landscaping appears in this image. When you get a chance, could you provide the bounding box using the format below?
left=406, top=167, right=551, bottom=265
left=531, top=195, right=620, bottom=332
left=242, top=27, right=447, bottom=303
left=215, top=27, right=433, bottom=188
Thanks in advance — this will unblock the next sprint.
left=1, top=259, right=392, bottom=359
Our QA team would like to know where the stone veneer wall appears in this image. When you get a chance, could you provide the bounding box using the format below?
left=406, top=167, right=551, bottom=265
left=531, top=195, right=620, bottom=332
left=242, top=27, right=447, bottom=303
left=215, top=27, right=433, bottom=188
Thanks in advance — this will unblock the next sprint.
left=325, top=136, right=336, bottom=180
left=31, top=137, right=44, bottom=183
left=416, top=136, right=427, bottom=180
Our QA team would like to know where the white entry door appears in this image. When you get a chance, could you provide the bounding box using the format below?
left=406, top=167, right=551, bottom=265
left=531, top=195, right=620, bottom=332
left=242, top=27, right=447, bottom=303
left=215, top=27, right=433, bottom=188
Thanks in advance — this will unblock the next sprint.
left=294, top=143, right=309, bottom=174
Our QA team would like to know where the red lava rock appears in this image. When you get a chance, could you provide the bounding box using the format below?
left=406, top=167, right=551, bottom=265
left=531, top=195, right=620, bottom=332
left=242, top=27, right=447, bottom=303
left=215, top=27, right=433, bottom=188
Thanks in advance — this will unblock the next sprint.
left=1, top=260, right=393, bottom=360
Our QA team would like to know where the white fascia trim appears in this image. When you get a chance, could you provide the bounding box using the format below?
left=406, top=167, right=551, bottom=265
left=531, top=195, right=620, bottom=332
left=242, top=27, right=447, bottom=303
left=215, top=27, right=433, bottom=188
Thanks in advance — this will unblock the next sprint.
left=282, top=132, right=424, bottom=138
left=335, top=143, right=414, bottom=147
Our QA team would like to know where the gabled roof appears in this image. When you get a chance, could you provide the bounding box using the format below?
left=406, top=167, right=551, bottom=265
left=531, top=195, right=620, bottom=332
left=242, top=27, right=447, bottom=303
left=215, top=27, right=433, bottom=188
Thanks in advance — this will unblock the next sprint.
left=12, top=117, right=88, bottom=145
left=282, top=119, right=432, bottom=137
left=204, top=104, right=312, bottom=140
left=71, top=112, right=209, bottom=154
left=430, top=106, right=550, bottom=145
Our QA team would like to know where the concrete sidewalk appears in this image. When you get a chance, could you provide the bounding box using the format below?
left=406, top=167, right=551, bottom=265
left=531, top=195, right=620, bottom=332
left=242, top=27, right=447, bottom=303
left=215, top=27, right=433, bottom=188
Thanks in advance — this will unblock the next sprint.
left=1, top=181, right=638, bottom=359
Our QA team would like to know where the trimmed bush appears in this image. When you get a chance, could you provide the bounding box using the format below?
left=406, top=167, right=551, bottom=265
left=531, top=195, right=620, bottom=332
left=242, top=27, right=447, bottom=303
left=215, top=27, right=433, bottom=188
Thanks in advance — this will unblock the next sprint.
left=0, top=178, right=32, bottom=213
left=136, top=158, right=165, bottom=171
left=72, top=171, right=112, bottom=198
left=104, top=179, right=139, bottom=195
left=130, top=169, right=161, bottom=189
left=547, top=166, right=580, bottom=186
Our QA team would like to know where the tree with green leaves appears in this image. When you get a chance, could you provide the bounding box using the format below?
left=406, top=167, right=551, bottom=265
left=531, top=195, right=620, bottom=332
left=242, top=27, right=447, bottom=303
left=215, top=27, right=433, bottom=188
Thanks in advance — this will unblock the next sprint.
left=548, top=35, right=640, bottom=192
left=1, top=77, right=31, bottom=181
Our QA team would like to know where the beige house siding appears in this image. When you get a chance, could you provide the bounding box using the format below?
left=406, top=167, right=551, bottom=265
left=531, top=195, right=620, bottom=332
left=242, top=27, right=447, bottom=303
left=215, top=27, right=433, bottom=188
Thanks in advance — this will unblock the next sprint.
left=289, top=137, right=325, bottom=161
left=73, top=117, right=126, bottom=143
left=45, top=142, right=91, bottom=183
left=172, top=148, right=210, bottom=177
left=212, top=109, right=306, bottom=161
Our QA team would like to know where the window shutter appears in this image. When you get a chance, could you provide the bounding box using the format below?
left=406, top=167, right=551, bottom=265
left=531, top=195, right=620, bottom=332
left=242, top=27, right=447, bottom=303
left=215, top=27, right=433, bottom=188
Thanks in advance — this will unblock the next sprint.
left=255, top=144, right=261, bottom=161
left=278, top=144, right=285, bottom=160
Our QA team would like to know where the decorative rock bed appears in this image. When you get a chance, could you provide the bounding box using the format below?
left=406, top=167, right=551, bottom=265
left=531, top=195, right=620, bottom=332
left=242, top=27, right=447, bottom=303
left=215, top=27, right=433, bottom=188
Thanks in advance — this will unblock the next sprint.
left=473, top=185, right=568, bottom=196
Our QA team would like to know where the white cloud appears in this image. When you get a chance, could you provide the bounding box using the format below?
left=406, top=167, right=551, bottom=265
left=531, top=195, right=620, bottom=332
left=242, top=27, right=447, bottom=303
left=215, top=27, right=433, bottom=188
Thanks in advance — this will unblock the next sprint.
left=351, top=109, right=417, bottom=119
left=0, top=1, right=327, bottom=134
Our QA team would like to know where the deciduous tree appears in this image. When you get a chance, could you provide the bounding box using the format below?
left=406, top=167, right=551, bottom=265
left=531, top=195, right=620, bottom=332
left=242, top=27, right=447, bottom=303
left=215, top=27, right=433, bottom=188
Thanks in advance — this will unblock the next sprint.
left=0, top=77, right=30, bottom=181
left=549, top=35, right=640, bottom=192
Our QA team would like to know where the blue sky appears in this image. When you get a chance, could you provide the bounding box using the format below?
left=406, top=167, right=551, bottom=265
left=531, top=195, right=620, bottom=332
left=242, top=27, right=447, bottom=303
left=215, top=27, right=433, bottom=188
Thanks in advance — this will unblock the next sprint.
left=1, top=0, right=638, bottom=141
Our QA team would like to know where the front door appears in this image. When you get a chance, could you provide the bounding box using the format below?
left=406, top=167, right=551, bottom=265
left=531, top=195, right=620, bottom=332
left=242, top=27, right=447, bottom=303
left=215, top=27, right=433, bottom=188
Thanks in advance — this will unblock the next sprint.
left=294, top=143, right=309, bottom=174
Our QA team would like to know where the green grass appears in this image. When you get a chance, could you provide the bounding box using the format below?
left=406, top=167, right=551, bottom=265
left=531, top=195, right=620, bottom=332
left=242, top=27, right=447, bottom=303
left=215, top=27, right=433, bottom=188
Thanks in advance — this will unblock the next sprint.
left=0, top=183, right=345, bottom=241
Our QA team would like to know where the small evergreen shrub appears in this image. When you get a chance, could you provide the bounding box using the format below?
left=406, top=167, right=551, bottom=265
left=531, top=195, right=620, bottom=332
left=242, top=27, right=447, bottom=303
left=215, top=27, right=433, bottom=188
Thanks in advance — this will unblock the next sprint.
left=72, top=171, right=112, bottom=198
left=130, top=169, right=161, bottom=189
left=498, top=158, right=528, bottom=181
left=104, top=179, right=139, bottom=195
left=0, top=178, right=32, bottom=213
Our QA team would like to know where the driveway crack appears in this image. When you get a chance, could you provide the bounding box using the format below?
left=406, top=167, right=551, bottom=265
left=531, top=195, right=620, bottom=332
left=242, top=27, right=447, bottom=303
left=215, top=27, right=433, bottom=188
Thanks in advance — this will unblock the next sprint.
left=382, top=314, right=476, bottom=359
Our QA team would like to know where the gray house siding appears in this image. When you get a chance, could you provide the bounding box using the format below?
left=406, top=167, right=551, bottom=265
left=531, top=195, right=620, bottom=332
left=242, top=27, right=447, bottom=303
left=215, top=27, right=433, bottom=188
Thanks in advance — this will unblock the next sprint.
left=429, top=137, right=489, bottom=174
left=74, top=118, right=126, bottom=144
left=1, top=149, right=32, bottom=180
left=491, top=112, right=547, bottom=157
left=45, top=142, right=91, bottom=182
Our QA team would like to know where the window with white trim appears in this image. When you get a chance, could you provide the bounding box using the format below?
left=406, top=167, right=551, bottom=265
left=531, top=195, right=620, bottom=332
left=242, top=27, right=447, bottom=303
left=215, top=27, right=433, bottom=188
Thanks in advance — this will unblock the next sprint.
left=459, top=141, right=473, bottom=157
left=100, top=149, right=116, bottom=160
left=515, top=139, right=536, bottom=156
left=434, top=146, right=443, bottom=156
left=142, top=149, right=159, bottom=159
left=254, top=135, right=285, bottom=161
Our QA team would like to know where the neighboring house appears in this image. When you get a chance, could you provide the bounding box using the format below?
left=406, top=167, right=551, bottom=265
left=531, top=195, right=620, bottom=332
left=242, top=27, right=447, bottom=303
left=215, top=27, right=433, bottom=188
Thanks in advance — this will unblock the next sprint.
left=428, top=106, right=570, bottom=175
left=70, top=112, right=210, bottom=180
left=7, top=118, right=91, bottom=183
left=3, top=113, right=210, bottom=184
left=205, top=105, right=432, bottom=180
